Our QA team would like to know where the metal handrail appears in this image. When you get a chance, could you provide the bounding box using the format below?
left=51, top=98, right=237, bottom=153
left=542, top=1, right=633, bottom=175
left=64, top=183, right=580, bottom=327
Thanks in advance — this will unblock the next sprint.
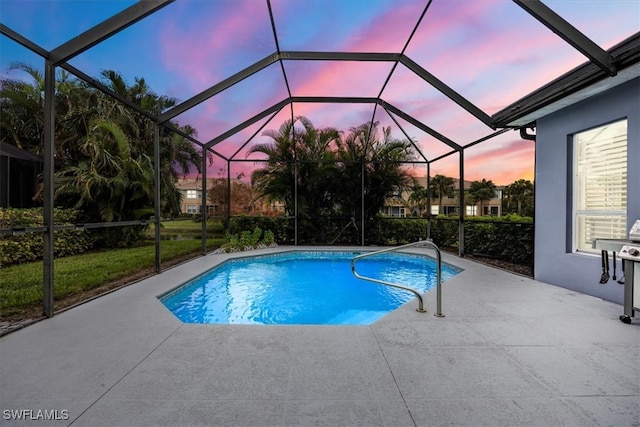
left=351, top=240, right=444, bottom=317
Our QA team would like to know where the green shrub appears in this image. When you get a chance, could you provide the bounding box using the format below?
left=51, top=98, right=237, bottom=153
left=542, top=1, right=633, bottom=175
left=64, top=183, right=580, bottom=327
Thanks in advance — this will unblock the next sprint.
left=222, top=214, right=533, bottom=266
left=368, top=215, right=533, bottom=266
left=228, top=216, right=294, bottom=244
left=428, top=216, right=460, bottom=248
left=0, top=208, right=94, bottom=267
left=220, top=226, right=278, bottom=252
left=263, top=230, right=275, bottom=245
left=430, top=215, right=533, bottom=265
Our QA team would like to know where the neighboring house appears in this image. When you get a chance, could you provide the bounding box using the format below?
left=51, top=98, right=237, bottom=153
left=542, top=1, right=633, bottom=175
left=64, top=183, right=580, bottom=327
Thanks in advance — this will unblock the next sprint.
left=0, top=143, right=42, bottom=208
left=176, top=177, right=285, bottom=217
left=381, top=177, right=503, bottom=218
left=430, top=178, right=503, bottom=217
left=381, top=186, right=408, bottom=218
left=175, top=178, right=205, bottom=215
left=381, top=200, right=407, bottom=218
left=493, top=34, right=639, bottom=305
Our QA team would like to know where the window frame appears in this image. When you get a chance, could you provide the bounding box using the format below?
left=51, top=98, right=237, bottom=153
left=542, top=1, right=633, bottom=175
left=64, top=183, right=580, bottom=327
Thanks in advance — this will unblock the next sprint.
left=571, top=119, right=628, bottom=254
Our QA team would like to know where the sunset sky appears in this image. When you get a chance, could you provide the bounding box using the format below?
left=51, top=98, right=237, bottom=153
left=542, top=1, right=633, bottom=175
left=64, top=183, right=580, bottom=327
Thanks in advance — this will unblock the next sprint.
left=1, top=0, right=638, bottom=185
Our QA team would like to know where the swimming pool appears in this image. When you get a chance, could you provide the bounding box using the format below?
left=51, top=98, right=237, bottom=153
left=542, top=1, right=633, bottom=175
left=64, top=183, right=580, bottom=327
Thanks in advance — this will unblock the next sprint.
left=160, top=250, right=461, bottom=325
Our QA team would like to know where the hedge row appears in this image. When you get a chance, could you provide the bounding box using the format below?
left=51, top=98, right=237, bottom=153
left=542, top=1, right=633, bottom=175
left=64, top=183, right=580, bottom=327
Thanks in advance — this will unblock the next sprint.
left=429, top=215, right=534, bottom=265
left=226, top=214, right=533, bottom=266
left=0, top=208, right=94, bottom=267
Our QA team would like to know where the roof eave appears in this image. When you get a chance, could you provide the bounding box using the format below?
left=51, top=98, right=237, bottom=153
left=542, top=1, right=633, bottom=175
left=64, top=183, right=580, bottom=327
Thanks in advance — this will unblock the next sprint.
left=492, top=32, right=640, bottom=128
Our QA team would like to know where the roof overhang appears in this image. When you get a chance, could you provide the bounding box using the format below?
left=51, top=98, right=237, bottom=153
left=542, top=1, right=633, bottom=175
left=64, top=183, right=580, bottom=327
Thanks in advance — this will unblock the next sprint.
left=492, top=32, right=640, bottom=128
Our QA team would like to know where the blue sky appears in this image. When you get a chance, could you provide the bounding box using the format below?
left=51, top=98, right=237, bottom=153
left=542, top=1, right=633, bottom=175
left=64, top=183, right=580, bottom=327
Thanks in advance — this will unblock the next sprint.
left=1, top=0, right=638, bottom=184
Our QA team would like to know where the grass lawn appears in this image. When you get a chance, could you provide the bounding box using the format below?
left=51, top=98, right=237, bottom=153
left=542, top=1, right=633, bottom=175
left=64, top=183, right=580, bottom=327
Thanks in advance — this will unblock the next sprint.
left=146, top=219, right=225, bottom=239
left=0, top=237, right=224, bottom=319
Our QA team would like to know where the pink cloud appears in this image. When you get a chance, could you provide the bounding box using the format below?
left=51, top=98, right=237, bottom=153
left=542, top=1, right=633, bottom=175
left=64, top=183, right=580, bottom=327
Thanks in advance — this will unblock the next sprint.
left=288, top=102, right=375, bottom=130
left=287, top=61, right=393, bottom=98
left=271, top=0, right=427, bottom=53
left=431, top=135, right=534, bottom=185
left=157, top=0, right=273, bottom=98
left=339, top=2, right=430, bottom=53
left=404, top=2, right=590, bottom=114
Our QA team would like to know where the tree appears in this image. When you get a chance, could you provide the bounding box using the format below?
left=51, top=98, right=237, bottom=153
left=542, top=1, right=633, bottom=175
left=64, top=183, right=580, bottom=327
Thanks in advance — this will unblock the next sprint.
left=429, top=174, right=455, bottom=215
left=334, top=121, right=417, bottom=221
left=249, top=116, right=341, bottom=218
left=250, top=118, right=417, bottom=227
left=54, top=70, right=201, bottom=221
left=250, top=117, right=300, bottom=216
left=468, top=179, right=496, bottom=216
left=408, top=185, right=429, bottom=217
left=1, top=65, right=202, bottom=244
left=503, top=179, right=534, bottom=216
left=291, top=116, right=341, bottom=218
left=0, top=63, right=46, bottom=152
left=208, top=176, right=261, bottom=216
left=55, top=119, right=153, bottom=222
left=0, top=62, right=91, bottom=161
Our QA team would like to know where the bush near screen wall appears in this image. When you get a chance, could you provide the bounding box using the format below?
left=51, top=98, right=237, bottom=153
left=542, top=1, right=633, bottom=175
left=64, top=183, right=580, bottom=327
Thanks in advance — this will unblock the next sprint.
left=0, top=208, right=93, bottom=266
left=460, top=215, right=534, bottom=264
left=227, top=214, right=533, bottom=266
left=228, top=216, right=295, bottom=245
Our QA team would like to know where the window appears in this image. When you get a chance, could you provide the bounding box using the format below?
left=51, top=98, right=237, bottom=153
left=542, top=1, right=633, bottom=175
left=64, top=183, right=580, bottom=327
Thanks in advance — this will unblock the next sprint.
left=466, top=206, right=477, bottom=216
left=431, top=205, right=440, bottom=215
left=186, top=204, right=197, bottom=214
left=573, top=119, right=627, bottom=254
left=484, top=206, right=500, bottom=216
left=186, top=190, right=198, bottom=199
left=444, top=206, right=458, bottom=215
left=383, top=206, right=405, bottom=218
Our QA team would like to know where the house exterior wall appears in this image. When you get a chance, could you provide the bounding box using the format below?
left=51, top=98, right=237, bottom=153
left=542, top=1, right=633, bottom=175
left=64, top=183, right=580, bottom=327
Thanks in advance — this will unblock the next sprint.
left=535, top=77, right=640, bottom=304
left=387, top=177, right=504, bottom=218
left=438, top=189, right=503, bottom=217
left=175, top=178, right=204, bottom=215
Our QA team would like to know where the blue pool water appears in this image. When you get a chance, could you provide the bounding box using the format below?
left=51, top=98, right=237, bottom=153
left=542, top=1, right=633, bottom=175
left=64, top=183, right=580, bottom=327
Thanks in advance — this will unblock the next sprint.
left=160, top=251, right=461, bottom=325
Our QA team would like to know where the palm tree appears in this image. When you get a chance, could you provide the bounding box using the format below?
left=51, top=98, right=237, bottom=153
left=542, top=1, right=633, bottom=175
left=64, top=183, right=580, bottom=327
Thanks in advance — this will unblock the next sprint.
left=334, top=121, right=416, bottom=221
left=504, top=179, right=533, bottom=215
left=250, top=116, right=341, bottom=218
left=0, top=62, right=89, bottom=161
left=408, top=185, right=429, bottom=217
left=429, top=174, right=455, bottom=215
left=249, top=118, right=298, bottom=216
left=0, top=63, right=45, bottom=152
left=250, top=118, right=416, bottom=224
left=99, top=71, right=201, bottom=177
left=1, top=65, right=202, bottom=241
left=292, top=116, right=341, bottom=218
left=468, top=178, right=496, bottom=216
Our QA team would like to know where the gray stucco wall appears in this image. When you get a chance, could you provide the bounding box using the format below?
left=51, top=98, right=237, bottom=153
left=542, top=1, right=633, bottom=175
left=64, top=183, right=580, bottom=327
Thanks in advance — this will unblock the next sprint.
left=535, top=77, right=640, bottom=304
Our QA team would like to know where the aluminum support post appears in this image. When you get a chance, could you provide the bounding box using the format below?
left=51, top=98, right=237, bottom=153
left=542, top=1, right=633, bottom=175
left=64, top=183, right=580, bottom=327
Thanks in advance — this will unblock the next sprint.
left=154, top=124, right=161, bottom=273
left=201, top=149, right=207, bottom=255
left=42, top=60, right=55, bottom=317
left=458, top=150, right=465, bottom=257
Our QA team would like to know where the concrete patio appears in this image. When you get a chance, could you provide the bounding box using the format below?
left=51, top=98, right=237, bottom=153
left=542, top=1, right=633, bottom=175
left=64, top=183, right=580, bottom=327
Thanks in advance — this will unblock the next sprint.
left=1, top=247, right=638, bottom=426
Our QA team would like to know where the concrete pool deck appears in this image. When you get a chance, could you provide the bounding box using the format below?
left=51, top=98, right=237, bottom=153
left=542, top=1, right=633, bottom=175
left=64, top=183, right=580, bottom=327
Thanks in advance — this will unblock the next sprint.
left=1, top=246, right=638, bottom=426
